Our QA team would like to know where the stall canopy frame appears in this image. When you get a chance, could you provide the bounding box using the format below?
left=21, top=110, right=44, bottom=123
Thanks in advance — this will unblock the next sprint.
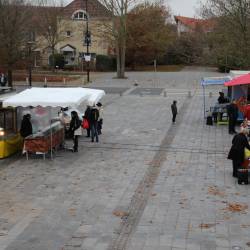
left=224, top=73, right=250, bottom=87
left=201, top=76, right=232, bottom=118
left=2, top=87, right=105, bottom=159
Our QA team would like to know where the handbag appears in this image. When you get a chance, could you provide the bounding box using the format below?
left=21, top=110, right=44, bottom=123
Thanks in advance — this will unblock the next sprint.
left=82, top=118, right=89, bottom=129
left=245, top=148, right=250, bottom=159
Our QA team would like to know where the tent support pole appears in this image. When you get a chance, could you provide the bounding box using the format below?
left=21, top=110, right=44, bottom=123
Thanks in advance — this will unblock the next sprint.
left=203, top=85, right=206, bottom=119
left=50, top=108, right=53, bottom=160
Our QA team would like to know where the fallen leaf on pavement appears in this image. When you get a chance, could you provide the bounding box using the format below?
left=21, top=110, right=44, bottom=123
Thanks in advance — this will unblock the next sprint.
left=223, top=203, right=248, bottom=213
left=113, top=210, right=129, bottom=218
left=68, top=208, right=76, bottom=216
left=208, top=186, right=226, bottom=197
left=199, top=223, right=216, bottom=229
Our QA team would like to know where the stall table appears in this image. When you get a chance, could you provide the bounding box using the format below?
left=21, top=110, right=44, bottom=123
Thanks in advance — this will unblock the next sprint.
left=24, top=121, right=64, bottom=159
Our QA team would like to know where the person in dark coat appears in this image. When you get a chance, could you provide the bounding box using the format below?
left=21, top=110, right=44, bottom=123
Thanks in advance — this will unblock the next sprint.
left=0, top=73, right=7, bottom=87
left=84, top=106, right=91, bottom=137
left=218, top=92, right=228, bottom=104
left=171, top=100, right=178, bottom=123
left=227, top=100, right=238, bottom=134
left=89, top=105, right=99, bottom=142
left=20, top=114, right=32, bottom=138
left=228, top=127, right=250, bottom=177
left=69, top=111, right=81, bottom=152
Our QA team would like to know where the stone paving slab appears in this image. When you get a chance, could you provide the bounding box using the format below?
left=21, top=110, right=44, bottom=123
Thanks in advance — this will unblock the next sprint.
left=1, top=69, right=248, bottom=250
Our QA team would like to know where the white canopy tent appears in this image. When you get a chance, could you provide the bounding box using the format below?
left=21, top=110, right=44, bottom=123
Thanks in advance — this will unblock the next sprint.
left=3, top=87, right=105, bottom=108
left=3, top=87, right=105, bottom=159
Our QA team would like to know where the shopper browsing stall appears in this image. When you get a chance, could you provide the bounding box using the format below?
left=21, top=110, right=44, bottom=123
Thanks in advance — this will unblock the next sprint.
left=227, top=99, right=238, bottom=134
left=89, top=105, right=99, bottom=142
left=69, top=111, right=82, bottom=152
left=228, top=127, right=250, bottom=177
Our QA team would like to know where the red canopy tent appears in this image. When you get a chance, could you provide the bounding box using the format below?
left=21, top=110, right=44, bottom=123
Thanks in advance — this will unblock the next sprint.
left=224, top=73, right=250, bottom=86
left=224, top=73, right=250, bottom=119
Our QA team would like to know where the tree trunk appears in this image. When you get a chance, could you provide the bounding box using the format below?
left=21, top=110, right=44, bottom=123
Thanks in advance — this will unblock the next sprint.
left=116, top=38, right=126, bottom=78
left=7, top=68, right=12, bottom=87
left=51, top=47, right=55, bottom=73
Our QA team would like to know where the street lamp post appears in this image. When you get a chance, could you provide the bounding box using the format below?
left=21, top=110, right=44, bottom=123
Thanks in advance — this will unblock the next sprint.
left=27, top=40, right=34, bottom=87
left=84, top=0, right=91, bottom=82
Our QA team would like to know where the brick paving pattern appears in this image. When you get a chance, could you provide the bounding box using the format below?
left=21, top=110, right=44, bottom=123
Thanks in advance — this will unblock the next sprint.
left=1, top=68, right=249, bottom=250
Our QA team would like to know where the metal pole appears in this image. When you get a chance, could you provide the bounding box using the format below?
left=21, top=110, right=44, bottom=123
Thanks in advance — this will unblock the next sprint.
left=28, top=45, right=32, bottom=87
left=203, top=85, right=206, bottom=119
left=86, top=0, right=90, bottom=82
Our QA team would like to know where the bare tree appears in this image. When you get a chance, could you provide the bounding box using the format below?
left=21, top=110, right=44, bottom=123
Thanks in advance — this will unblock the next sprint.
left=35, top=0, right=65, bottom=71
left=99, top=0, right=135, bottom=78
left=0, top=0, right=30, bottom=86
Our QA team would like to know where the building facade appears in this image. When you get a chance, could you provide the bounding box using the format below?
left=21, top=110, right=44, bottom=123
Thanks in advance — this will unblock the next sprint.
left=34, top=0, right=112, bottom=68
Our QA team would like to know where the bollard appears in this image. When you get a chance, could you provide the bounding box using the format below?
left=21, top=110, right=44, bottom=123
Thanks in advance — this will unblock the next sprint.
left=44, top=77, right=47, bottom=87
left=209, top=92, right=213, bottom=98
left=163, top=90, right=167, bottom=97
left=188, top=91, right=192, bottom=98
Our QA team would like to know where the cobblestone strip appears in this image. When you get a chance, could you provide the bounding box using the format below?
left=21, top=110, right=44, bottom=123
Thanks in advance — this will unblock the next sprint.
left=107, top=96, right=193, bottom=250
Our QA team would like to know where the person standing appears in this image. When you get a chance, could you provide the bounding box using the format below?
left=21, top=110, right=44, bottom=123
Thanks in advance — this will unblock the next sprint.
left=84, top=105, right=91, bottom=137
left=0, top=73, right=7, bottom=87
left=20, top=114, right=33, bottom=138
left=218, top=92, right=228, bottom=104
left=227, top=100, right=238, bottom=134
left=69, top=111, right=81, bottom=152
left=228, top=127, right=250, bottom=177
left=171, top=100, right=178, bottom=123
left=89, top=105, right=99, bottom=142
left=96, top=102, right=103, bottom=135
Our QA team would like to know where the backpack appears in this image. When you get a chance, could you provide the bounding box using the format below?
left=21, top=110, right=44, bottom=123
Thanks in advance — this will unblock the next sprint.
left=90, top=108, right=99, bottom=122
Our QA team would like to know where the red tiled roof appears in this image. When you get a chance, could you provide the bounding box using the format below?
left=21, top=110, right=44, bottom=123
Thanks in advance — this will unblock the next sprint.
left=174, top=16, right=216, bottom=32
left=64, top=0, right=111, bottom=18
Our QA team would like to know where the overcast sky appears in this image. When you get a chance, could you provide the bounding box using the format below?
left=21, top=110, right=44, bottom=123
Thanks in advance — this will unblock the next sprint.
left=168, top=0, right=205, bottom=17
left=62, top=0, right=205, bottom=18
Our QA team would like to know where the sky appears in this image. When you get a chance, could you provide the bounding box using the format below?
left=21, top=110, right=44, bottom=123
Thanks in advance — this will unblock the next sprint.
left=62, top=0, right=206, bottom=18
left=168, top=0, right=205, bottom=17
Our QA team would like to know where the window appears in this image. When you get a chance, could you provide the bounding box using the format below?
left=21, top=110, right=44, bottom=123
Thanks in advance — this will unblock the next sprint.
left=66, top=31, right=71, bottom=37
left=72, top=10, right=88, bottom=20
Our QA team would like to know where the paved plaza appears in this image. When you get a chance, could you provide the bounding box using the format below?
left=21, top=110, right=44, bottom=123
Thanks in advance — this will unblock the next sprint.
left=1, top=68, right=250, bottom=250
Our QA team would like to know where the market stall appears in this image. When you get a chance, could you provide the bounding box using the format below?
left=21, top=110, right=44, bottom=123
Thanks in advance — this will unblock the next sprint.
left=201, top=76, right=231, bottom=119
left=0, top=91, right=23, bottom=159
left=3, top=87, right=105, bottom=159
left=225, top=73, right=250, bottom=120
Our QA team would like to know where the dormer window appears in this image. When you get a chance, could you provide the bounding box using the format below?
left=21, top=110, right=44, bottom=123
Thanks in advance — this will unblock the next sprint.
left=72, top=10, right=88, bottom=20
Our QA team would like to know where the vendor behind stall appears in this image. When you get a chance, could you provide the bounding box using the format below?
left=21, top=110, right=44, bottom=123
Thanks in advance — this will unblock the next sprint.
left=20, top=114, right=32, bottom=138
left=218, top=92, right=229, bottom=104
